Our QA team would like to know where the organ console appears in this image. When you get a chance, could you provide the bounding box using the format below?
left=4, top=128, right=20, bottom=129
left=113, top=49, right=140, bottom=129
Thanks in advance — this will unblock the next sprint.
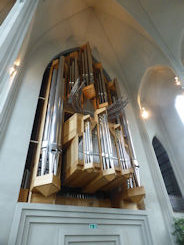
left=19, top=43, right=145, bottom=209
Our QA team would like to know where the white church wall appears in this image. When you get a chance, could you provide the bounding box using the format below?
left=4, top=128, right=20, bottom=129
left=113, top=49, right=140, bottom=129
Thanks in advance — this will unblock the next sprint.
left=138, top=65, right=184, bottom=195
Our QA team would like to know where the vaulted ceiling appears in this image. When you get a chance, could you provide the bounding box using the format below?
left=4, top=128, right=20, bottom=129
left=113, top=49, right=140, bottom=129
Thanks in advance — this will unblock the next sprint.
left=26, top=0, right=184, bottom=99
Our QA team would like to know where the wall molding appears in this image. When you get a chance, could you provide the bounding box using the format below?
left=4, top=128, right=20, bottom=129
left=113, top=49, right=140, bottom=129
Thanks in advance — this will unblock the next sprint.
left=8, top=203, right=154, bottom=245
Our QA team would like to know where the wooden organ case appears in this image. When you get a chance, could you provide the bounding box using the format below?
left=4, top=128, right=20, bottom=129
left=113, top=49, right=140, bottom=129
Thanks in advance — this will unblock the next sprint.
left=18, top=43, right=145, bottom=210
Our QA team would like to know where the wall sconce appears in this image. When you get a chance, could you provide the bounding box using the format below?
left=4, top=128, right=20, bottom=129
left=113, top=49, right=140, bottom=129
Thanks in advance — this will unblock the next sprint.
left=174, top=76, right=181, bottom=86
left=141, top=107, right=149, bottom=119
left=9, top=59, right=20, bottom=77
left=9, top=66, right=16, bottom=76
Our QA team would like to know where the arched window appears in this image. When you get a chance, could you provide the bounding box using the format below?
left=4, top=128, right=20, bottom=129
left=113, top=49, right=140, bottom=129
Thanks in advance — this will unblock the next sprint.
left=175, top=95, right=184, bottom=124
left=152, top=137, right=184, bottom=212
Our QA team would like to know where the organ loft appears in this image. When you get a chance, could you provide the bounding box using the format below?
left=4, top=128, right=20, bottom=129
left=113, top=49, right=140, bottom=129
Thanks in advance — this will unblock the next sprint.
left=18, top=43, right=145, bottom=209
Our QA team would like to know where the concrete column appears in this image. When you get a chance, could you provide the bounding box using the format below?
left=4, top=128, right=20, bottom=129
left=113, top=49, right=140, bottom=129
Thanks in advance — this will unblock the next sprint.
left=0, top=1, right=39, bottom=244
left=0, top=0, right=39, bottom=137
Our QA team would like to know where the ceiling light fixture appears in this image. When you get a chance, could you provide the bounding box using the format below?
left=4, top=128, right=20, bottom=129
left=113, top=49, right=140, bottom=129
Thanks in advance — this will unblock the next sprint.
left=141, top=107, right=149, bottom=119
left=174, top=76, right=181, bottom=86
left=9, top=59, right=20, bottom=77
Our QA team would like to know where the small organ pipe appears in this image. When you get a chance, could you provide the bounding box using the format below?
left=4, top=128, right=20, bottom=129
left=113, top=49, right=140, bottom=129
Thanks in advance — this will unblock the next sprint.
left=103, top=114, right=114, bottom=168
left=99, top=68, right=107, bottom=103
left=74, top=56, right=78, bottom=82
left=72, top=59, right=75, bottom=88
left=115, top=127, right=131, bottom=170
left=86, top=42, right=93, bottom=83
left=84, top=48, right=88, bottom=85
left=99, top=120, right=106, bottom=169
left=100, top=116, right=109, bottom=168
left=84, top=120, right=93, bottom=164
left=82, top=51, right=85, bottom=81
left=98, top=112, right=115, bottom=170
left=98, top=72, right=103, bottom=103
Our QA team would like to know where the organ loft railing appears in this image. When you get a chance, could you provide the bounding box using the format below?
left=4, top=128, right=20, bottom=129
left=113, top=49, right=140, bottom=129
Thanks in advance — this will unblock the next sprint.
left=18, top=43, right=145, bottom=209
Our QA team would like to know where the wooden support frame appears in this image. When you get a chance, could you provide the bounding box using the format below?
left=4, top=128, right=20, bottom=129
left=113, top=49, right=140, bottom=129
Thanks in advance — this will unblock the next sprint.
left=64, top=114, right=101, bottom=188
left=100, top=123, right=132, bottom=192
left=18, top=189, right=29, bottom=202
left=63, top=113, right=84, bottom=145
left=123, top=186, right=145, bottom=204
left=64, top=133, right=101, bottom=188
left=82, top=83, right=96, bottom=99
left=83, top=108, right=117, bottom=193
left=32, top=174, right=61, bottom=197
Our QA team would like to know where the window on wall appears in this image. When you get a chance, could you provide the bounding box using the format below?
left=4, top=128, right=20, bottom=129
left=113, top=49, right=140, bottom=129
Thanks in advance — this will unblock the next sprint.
left=152, top=137, right=184, bottom=212
left=175, top=95, right=184, bottom=124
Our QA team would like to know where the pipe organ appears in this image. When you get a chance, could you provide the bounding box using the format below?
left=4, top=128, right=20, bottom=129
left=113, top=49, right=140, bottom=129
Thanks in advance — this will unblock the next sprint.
left=19, top=43, right=145, bottom=209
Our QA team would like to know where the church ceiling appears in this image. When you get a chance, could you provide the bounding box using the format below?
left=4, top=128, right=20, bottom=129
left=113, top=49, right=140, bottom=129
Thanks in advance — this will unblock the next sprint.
left=26, top=0, right=184, bottom=97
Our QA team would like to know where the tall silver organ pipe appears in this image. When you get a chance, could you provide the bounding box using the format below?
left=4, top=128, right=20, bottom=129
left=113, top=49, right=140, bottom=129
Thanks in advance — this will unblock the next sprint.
left=41, top=68, right=57, bottom=175
left=40, top=57, right=65, bottom=176
left=115, top=127, right=131, bottom=170
left=81, top=43, right=94, bottom=86
left=49, top=57, right=65, bottom=175
left=84, top=120, right=93, bottom=164
left=98, top=112, right=114, bottom=170
left=120, top=110, right=140, bottom=186
left=95, top=65, right=108, bottom=105
left=99, top=68, right=107, bottom=103
left=107, top=92, right=141, bottom=186
left=86, top=42, right=94, bottom=83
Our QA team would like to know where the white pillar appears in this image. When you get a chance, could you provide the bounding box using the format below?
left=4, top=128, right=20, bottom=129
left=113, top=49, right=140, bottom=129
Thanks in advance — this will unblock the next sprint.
left=0, top=1, right=39, bottom=244
left=0, top=0, right=39, bottom=137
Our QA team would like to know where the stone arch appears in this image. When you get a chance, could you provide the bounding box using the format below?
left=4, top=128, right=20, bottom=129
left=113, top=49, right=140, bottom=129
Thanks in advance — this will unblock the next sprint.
left=137, top=65, right=176, bottom=112
left=137, top=65, right=184, bottom=195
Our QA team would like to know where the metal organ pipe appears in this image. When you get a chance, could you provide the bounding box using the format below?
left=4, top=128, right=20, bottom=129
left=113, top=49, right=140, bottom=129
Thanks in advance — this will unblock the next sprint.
left=86, top=42, right=94, bottom=83
left=107, top=92, right=141, bottom=187
left=41, top=68, right=57, bottom=176
left=99, top=68, right=107, bottom=103
left=120, top=111, right=140, bottom=187
left=84, top=120, right=93, bottom=164
left=115, top=127, right=131, bottom=170
left=84, top=47, right=88, bottom=85
left=49, top=57, right=65, bottom=175
left=98, top=112, right=115, bottom=170
left=103, top=114, right=114, bottom=169
left=40, top=56, right=65, bottom=176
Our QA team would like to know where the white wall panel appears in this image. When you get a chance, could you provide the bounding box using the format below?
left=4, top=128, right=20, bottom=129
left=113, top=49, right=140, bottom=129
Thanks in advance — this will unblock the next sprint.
left=9, top=203, right=153, bottom=245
